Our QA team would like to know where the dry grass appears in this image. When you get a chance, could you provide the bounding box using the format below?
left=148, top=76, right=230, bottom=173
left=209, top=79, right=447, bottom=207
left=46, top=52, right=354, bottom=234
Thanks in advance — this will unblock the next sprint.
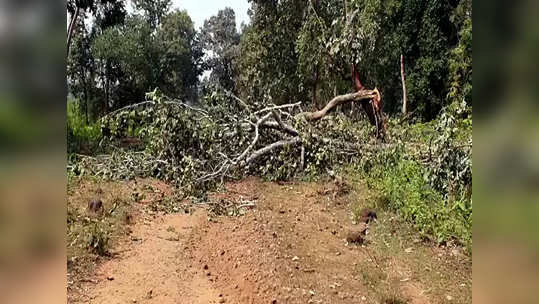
left=66, top=176, right=181, bottom=302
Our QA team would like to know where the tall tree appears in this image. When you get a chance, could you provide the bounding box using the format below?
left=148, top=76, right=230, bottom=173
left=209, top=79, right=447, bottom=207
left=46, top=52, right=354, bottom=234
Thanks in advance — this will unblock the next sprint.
left=448, top=0, right=472, bottom=106
left=158, top=9, right=203, bottom=100
left=132, top=0, right=172, bottom=30
left=200, top=7, right=241, bottom=92
left=67, top=17, right=95, bottom=123
left=237, top=0, right=306, bottom=104
left=66, top=0, right=126, bottom=56
left=92, top=10, right=202, bottom=110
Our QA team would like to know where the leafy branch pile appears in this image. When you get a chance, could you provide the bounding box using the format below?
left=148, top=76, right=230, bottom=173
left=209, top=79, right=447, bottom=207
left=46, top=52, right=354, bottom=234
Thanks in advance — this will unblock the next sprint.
left=70, top=89, right=383, bottom=196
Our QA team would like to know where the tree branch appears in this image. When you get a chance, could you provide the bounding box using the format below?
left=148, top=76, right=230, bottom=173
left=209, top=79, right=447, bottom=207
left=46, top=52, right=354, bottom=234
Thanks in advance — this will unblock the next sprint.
left=67, top=6, right=80, bottom=57
left=234, top=112, right=273, bottom=164
left=244, top=137, right=302, bottom=165
left=299, top=90, right=378, bottom=121
left=401, top=54, right=407, bottom=115
left=254, top=102, right=302, bottom=116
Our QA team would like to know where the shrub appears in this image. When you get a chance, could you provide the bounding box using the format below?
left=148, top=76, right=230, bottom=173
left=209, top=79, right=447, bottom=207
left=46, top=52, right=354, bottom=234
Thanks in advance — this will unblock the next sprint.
left=67, top=99, right=102, bottom=154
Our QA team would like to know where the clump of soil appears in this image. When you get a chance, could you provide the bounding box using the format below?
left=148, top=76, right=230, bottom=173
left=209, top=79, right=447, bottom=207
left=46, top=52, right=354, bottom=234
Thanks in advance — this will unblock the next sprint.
left=346, top=222, right=368, bottom=244
left=88, top=198, right=103, bottom=214
left=346, top=231, right=365, bottom=244
left=359, top=208, right=377, bottom=223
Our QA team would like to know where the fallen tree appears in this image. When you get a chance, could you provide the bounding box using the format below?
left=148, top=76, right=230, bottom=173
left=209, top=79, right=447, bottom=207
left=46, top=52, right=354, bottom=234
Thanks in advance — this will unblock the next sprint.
left=73, top=88, right=388, bottom=195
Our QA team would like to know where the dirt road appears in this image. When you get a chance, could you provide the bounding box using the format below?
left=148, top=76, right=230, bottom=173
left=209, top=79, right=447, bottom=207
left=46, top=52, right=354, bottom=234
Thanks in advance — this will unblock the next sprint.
left=69, top=177, right=471, bottom=304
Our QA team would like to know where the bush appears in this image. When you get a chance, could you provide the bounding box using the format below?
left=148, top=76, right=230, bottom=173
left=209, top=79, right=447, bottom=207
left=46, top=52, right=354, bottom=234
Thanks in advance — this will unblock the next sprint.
left=67, top=99, right=102, bottom=154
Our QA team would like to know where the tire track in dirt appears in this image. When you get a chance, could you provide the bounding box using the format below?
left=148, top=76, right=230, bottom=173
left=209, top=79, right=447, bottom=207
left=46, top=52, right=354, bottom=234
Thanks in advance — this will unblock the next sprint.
left=190, top=178, right=373, bottom=303
left=82, top=177, right=437, bottom=304
left=86, top=212, right=221, bottom=304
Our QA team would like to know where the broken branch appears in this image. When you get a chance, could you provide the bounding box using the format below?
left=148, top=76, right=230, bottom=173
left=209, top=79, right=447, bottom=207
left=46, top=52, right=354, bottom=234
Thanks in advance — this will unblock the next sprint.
left=299, top=90, right=378, bottom=121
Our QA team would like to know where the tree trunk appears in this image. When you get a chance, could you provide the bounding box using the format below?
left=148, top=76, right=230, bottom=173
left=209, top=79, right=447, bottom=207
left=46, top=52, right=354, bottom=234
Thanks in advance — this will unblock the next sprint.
left=312, top=68, right=319, bottom=107
left=67, top=6, right=80, bottom=57
left=81, top=77, right=89, bottom=124
left=105, top=75, right=110, bottom=114
left=84, top=88, right=89, bottom=124
left=401, top=54, right=407, bottom=115
left=352, top=63, right=364, bottom=90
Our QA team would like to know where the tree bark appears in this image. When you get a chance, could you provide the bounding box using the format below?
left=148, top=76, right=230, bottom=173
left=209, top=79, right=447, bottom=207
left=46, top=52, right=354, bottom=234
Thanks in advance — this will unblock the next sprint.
left=352, top=63, right=364, bottom=90
left=401, top=54, right=407, bottom=115
left=67, top=6, right=80, bottom=57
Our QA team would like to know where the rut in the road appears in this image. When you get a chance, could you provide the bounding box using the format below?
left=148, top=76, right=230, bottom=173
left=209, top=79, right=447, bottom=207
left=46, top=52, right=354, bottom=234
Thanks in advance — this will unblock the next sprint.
left=84, top=177, right=437, bottom=304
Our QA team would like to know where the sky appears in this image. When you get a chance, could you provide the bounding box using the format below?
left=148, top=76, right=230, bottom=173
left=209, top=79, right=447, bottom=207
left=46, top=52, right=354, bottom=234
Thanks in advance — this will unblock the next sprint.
left=172, top=0, right=251, bottom=31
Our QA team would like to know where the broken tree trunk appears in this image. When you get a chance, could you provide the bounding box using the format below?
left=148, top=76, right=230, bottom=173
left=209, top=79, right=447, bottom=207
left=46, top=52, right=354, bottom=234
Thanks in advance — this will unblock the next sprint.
left=312, top=68, right=319, bottom=107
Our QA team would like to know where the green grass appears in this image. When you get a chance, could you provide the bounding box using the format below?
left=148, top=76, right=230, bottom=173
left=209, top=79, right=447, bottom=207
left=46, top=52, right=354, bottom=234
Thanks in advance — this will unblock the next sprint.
left=362, top=155, right=471, bottom=248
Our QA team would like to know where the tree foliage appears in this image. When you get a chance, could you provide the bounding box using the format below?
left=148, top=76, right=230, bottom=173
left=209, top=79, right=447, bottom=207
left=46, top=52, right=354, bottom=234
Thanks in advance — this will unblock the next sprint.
left=88, top=9, right=201, bottom=112
left=236, top=0, right=306, bottom=105
left=200, top=7, right=241, bottom=92
left=132, top=0, right=172, bottom=30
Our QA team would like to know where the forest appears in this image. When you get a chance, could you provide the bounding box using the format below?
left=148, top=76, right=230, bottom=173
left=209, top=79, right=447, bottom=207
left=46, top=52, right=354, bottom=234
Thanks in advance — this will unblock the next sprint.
left=67, top=1, right=472, bottom=303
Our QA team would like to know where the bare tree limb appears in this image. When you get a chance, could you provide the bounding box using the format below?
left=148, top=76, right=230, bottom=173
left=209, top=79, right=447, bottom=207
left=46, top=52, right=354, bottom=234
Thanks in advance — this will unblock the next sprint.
left=226, top=91, right=253, bottom=114
left=223, top=118, right=299, bottom=138
left=101, top=100, right=208, bottom=121
left=299, top=90, right=378, bottom=121
left=401, top=54, right=407, bottom=115
left=271, top=110, right=299, bottom=136
left=244, top=137, right=303, bottom=165
left=234, top=112, right=273, bottom=164
left=261, top=121, right=299, bottom=136
left=254, top=102, right=302, bottom=116
left=67, top=6, right=80, bottom=57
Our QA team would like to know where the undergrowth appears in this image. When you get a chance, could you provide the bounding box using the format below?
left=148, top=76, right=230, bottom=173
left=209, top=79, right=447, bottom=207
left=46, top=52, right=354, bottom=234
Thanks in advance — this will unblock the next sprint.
left=67, top=99, right=102, bottom=154
left=355, top=100, right=472, bottom=251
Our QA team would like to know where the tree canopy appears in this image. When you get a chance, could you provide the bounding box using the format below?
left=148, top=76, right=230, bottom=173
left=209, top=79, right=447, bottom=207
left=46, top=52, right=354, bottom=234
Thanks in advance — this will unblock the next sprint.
left=67, top=0, right=471, bottom=120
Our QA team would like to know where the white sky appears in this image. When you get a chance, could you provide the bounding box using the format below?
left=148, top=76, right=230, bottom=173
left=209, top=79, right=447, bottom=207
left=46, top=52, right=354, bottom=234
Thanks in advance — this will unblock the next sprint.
left=173, top=0, right=251, bottom=31
left=72, top=1, right=251, bottom=32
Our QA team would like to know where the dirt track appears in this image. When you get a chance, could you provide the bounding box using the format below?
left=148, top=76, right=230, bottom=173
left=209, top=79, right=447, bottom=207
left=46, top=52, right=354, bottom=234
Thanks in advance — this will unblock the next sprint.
left=70, top=177, right=471, bottom=304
